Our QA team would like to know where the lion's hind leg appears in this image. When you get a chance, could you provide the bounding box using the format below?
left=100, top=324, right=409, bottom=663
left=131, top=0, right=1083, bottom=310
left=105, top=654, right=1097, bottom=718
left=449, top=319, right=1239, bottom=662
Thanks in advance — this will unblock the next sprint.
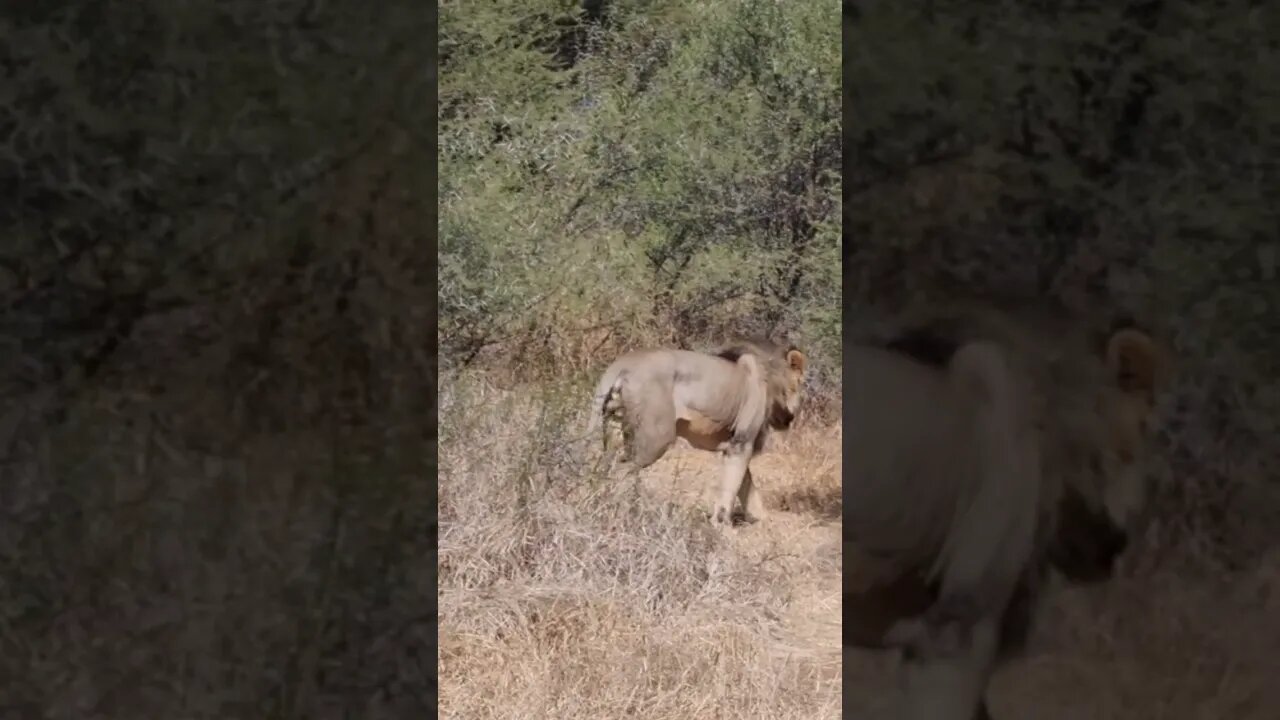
left=736, top=467, right=768, bottom=523
left=891, top=604, right=1001, bottom=720
left=622, top=380, right=676, bottom=468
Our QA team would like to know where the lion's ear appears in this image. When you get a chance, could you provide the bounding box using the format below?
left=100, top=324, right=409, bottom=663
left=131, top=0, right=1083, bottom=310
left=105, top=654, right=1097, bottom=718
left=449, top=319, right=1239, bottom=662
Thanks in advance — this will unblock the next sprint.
left=1105, top=329, right=1168, bottom=398
left=786, top=348, right=807, bottom=374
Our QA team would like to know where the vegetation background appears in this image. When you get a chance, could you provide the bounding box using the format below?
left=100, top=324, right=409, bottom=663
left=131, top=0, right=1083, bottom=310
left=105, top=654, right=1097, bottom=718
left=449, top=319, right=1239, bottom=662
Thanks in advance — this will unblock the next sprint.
left=849, top=1, right=1280, bottom=717
left=2, top=1, right=434, bottom=717
left=439, top=0, right=842, bottom=390
left=6, top=0, right=1273, bottom=716
left=440, top=1, right=842, bottom=719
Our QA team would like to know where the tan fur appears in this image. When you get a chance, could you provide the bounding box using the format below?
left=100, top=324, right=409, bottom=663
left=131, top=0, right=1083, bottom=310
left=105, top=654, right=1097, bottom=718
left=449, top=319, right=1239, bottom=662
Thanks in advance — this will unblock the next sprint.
left=844, top=302, right=1172, bottom=720
left=588, top=339, right=807, bottom=526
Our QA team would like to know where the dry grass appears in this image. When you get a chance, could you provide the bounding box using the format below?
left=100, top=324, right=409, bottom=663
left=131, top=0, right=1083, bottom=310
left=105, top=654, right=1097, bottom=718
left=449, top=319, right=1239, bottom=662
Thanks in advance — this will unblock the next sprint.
left=844, top=514, right=1280, bottom=717
left=441, top=371, right=1280, bottom=720
left=987, top=550, right=1280, bottom=718
left=842, top=486, right=1280, bottom=718
left=438, top=373, right=843, bottom=720
left=843, top=564, right=1280, bottom=719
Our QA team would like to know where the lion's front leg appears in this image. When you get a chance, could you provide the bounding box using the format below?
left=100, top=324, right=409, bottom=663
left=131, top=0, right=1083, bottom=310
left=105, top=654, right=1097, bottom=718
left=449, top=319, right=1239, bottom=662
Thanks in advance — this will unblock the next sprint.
left=713, top=446, right=751, bottom=526
left=892, top=603, right=1001, bottom=720
left=736, top=467, right=768, bottom=523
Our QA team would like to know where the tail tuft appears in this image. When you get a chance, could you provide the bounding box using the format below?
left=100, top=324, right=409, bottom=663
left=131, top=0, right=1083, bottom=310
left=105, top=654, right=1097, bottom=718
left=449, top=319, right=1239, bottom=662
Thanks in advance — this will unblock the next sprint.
left=588, top=367, right=626, bottom=435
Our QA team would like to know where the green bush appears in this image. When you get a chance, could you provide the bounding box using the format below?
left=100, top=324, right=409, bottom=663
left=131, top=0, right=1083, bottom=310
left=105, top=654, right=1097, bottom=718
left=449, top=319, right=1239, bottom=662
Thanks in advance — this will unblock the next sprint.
left=440, top=0, right=841, bottom=393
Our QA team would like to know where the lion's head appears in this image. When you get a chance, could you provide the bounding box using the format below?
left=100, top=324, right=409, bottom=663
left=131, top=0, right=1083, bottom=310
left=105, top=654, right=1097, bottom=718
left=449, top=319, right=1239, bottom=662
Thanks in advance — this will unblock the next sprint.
left=885, top=307, right=1173, bottom=584
left=715, top=338, right=808, bottom=431
left=1042, top=325, right=1171, bottom=582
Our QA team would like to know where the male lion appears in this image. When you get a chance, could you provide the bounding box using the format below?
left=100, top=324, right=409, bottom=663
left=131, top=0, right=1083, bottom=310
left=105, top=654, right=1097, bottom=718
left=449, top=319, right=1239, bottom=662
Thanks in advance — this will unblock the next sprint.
left=588, top=338, right=807, bottom=526
left=844, top=301, right=1172, bottom=720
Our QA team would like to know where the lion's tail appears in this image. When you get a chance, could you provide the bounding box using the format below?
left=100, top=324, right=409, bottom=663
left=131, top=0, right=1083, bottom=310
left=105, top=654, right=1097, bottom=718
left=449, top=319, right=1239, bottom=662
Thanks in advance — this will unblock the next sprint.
left=587, top=362, right=627, bottom=435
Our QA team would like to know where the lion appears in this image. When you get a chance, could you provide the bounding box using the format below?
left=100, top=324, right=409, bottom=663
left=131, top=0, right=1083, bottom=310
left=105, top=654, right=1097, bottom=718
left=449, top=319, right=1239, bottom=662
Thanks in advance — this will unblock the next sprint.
left=843, top=301, right=1172, bottom=720
left=587, top=338, right=807, bottom=526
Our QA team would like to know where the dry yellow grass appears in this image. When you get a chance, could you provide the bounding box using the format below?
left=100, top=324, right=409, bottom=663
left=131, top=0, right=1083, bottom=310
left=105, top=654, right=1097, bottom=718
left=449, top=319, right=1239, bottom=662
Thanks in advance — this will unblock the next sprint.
left=440, top=373, right=1280, bottom=719
left=984, top=551, right=1280, bottom=719
left=843, top=500, right=1280, bottom=717
left=438, top=373, right=843, bottom=720
left=843, top=563, right=1280, bottom=719
left=841, top=484, right=1280, bottom=717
